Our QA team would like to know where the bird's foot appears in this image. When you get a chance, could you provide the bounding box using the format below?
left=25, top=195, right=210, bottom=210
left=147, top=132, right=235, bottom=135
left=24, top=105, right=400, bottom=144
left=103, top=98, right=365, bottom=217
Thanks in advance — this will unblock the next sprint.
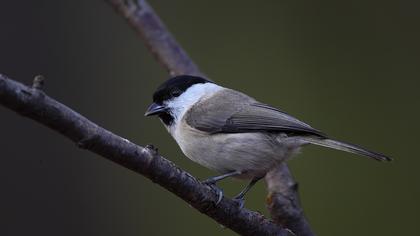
left=232, top=195, right=245, bottom=209
left=202, top=180, right=224, bottom=206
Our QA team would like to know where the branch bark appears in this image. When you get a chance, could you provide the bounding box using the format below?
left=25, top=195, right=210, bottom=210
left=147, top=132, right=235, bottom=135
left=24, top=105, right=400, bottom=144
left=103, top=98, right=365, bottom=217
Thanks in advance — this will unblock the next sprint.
left=107, top=0, right=204, bottom=77
left=106, top=0, right=314, bottom=235
left=266, top=164, right=315, bottom=236
left=0, top=74, right=289, bottom=236
left=0, top=0, right=314, bottom=235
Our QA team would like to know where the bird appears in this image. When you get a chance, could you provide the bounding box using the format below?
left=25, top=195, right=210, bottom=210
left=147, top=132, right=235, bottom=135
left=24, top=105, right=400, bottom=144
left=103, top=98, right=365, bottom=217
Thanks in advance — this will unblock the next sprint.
left=145, top=75, right=391, bottom=207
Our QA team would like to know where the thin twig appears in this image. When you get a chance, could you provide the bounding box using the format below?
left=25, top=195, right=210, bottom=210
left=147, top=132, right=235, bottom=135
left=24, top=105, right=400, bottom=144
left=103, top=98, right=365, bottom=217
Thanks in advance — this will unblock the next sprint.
left=0, top=74, right=290, bottom=236
left=106, top=0, right=314, bottom=235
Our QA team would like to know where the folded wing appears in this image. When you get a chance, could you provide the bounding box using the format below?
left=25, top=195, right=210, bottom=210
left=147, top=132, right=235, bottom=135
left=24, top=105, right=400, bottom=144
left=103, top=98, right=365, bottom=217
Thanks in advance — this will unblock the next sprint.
left=186, top=89, right=325, bottom=137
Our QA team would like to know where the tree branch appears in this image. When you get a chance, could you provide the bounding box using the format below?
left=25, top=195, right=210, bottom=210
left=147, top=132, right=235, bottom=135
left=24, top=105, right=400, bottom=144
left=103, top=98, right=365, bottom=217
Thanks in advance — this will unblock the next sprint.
left=107, top=0, right=204, bottom=77
left=106, top=0, right=314, bottom=235
left=0, top=74, right=290, bottom=236
left=266, top=164, right=315, bottom=236
left=0, top=0, right=314, bottom=235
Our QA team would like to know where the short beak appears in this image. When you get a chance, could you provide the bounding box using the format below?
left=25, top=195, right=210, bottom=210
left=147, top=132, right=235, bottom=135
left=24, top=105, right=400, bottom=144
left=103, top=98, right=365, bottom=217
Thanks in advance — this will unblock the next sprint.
left=144, top=103, right=167, bottom=116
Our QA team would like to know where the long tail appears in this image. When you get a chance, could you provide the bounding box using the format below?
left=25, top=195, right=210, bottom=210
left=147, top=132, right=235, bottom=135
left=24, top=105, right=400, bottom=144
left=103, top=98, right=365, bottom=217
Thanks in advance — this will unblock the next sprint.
left=299, top=136, right=392, bottom=161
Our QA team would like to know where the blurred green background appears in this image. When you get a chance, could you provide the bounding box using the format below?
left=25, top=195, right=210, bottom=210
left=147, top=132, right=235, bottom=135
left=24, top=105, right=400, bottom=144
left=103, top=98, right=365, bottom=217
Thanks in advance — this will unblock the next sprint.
left=0, top=0, right=418, bottom=235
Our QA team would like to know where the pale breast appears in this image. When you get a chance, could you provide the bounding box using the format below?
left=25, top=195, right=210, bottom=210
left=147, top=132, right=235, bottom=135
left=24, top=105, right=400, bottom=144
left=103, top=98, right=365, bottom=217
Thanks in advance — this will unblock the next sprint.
left=172, top=119, right=303, bottom=178
left=168, top=88, right=305, bottom=178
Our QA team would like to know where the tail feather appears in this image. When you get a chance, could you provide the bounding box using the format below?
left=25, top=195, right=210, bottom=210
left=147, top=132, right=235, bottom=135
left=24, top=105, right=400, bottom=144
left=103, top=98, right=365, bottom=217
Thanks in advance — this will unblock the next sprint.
left=300, top=137, right=392, bottom=161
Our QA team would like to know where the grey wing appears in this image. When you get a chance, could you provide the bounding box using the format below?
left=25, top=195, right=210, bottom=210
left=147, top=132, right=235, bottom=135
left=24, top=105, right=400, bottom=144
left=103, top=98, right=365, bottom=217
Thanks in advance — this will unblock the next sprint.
left=186, top=89, right=326, bottom=137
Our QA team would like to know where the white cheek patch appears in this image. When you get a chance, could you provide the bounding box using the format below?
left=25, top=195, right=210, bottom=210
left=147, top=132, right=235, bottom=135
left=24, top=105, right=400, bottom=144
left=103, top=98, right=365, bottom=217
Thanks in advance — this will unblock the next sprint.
left=165, top=83, right=223, bottom=125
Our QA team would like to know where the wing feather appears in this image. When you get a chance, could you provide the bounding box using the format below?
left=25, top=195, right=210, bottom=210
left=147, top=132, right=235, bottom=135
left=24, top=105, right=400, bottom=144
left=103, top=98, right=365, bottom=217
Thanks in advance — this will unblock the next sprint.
left=186, top=89, right=325, bottom=137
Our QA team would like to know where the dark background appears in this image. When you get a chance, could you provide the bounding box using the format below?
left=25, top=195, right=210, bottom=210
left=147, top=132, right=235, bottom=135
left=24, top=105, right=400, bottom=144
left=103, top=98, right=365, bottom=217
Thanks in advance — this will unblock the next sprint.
left=1, top=1, right=419, bottom=235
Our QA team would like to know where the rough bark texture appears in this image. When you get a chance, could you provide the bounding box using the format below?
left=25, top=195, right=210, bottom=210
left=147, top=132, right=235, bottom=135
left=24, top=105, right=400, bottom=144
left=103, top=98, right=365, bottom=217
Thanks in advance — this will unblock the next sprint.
left=106, top=1, right=315, bottom=235
left=0, top=0, right=315, bottom=235
left=0, top=74, right=291, bottom=236
left=266, top=164, right=315, bottom=235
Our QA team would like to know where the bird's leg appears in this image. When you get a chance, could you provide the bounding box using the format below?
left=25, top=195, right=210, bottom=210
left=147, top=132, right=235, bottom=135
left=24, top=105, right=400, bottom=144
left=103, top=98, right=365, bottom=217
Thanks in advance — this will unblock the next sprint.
left=202, top=170, right=242, bottom=185
left=233, top=176, right=263, bottom=209
left=202, top=170, right=242, bottom=205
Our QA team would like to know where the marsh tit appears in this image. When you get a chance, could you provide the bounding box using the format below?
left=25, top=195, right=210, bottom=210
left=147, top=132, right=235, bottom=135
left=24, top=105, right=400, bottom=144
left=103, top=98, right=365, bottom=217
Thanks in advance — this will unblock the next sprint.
left=145, top=75, right=391, bottom=206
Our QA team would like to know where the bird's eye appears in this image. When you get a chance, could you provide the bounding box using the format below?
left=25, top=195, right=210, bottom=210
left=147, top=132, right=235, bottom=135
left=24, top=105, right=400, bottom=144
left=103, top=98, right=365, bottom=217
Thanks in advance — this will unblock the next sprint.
left=171, top=90, right=181, bottom=97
